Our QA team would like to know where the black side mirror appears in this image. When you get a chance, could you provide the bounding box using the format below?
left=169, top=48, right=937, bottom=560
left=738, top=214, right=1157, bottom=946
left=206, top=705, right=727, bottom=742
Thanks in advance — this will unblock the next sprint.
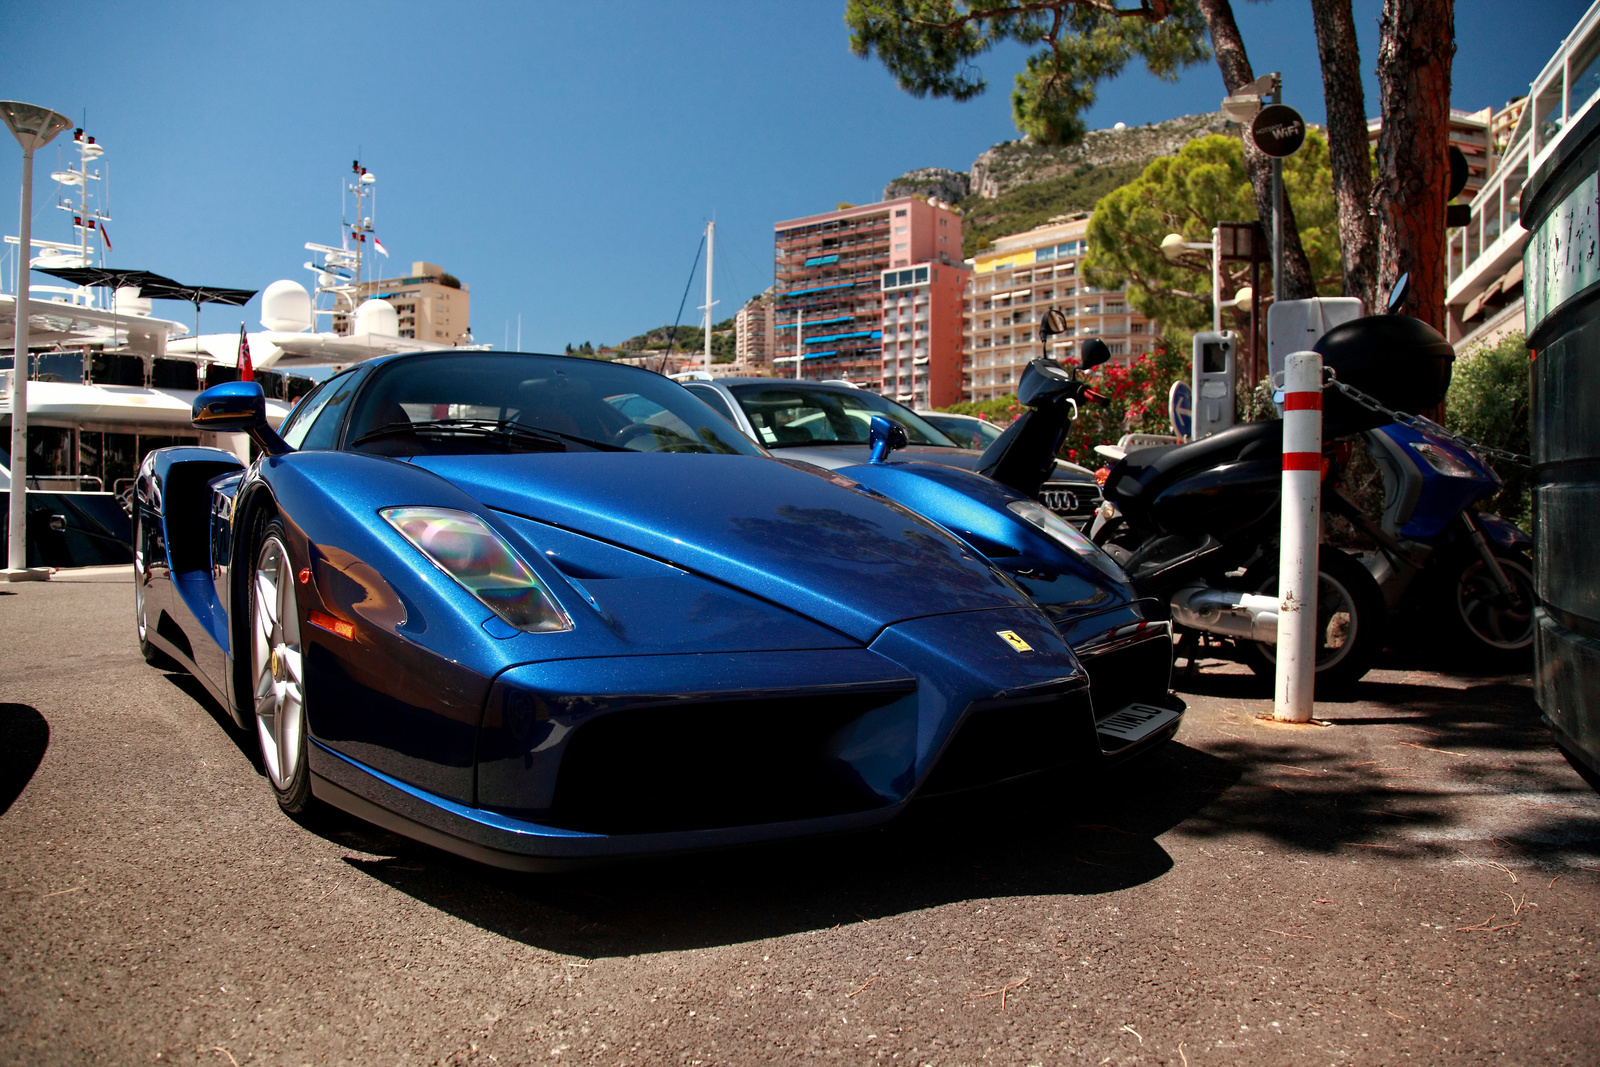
left=1080, top=337, right=1111, bottom=371
left=1039, top=306, right=1069, bottom=343
left=1386, top=273, right=1410, bottom=314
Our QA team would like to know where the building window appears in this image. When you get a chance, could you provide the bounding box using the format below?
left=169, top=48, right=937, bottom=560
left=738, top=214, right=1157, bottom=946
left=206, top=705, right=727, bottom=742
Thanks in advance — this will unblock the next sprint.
left=895, top=209, right=907, bottom=217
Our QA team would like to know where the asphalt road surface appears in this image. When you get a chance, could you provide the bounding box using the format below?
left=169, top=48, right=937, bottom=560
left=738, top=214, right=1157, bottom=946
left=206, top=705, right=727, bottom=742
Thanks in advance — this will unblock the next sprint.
left=3, top=568, right=1599, bottom=1066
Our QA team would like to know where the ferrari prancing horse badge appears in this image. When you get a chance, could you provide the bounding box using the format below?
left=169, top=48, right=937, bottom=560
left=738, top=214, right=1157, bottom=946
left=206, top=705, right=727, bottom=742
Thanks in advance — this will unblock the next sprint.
left=996, top=630, right=1033, bottom=653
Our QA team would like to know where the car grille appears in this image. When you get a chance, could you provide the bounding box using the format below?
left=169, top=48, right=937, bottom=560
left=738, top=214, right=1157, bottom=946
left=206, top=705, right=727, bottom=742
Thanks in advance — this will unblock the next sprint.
left=1076, top=630, right=1174, bottom=720
left=918, top=687, right=1097, bottom=796
left=547, top=692, right=902, bottom=835
left=1038, top=482, right=1099, bottom=526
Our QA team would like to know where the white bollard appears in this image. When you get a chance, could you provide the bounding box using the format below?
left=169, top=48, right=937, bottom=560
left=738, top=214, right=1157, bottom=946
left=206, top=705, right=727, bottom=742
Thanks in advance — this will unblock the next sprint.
left=1274, top=350, right=1323, bottom=722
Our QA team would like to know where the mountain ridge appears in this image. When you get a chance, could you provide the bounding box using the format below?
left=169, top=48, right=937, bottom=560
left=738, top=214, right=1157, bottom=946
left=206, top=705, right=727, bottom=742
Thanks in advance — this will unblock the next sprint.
left=884, top=111, right=1237, bottom=257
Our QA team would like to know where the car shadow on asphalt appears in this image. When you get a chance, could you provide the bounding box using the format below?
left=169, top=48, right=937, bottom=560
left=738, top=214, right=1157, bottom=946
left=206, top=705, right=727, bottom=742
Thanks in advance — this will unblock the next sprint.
left=326, top=739, right=1237, bottom=958
left=0, top=703, right=49, bottom=816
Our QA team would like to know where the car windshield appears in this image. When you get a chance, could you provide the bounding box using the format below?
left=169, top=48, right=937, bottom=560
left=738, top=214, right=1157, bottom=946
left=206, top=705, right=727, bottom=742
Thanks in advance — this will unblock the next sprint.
left=922, top=414, right=1003, bottom=450
left=344, top=352, right=767, bottom=458
left=726, top=383, right=959, bottom=449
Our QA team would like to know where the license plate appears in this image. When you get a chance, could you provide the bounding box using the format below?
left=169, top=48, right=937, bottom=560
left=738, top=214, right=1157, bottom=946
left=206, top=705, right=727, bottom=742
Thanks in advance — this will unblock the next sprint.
left=1096, top=702, right=1181, bottom=746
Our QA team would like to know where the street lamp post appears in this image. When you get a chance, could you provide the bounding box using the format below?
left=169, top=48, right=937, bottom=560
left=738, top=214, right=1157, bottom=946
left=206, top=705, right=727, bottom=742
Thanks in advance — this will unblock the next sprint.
left=2, top=101, right=72, bottom=582
left=794, top=307, right=804, bottom=380
left=1161, top=228, right=1223, bottom=332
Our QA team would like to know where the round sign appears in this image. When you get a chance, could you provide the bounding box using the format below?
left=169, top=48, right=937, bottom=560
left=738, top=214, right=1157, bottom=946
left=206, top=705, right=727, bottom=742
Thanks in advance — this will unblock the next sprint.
left=1251, top=103, right=1306, bottom=158
left=1169, top=380, right=1193, bottom=441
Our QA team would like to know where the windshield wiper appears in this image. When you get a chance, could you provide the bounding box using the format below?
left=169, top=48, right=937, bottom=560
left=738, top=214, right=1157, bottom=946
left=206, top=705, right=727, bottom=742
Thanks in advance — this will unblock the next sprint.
left=350, top=418, right=566, bottom=452
left=352, top=417, right=631, bottom=452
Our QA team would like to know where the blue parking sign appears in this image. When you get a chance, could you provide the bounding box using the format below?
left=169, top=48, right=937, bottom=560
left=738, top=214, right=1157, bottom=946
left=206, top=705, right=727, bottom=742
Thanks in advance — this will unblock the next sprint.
left=1169, top=380, right=1193, bottom=441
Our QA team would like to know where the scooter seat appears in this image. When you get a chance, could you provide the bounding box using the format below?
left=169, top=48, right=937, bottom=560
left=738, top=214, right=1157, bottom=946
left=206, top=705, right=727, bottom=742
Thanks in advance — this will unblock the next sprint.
left=1109, top=420, right=1283, bottom=507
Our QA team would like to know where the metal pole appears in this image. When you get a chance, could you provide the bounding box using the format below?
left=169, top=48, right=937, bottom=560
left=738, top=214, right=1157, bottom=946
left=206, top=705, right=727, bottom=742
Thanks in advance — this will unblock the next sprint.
left=7, top=144, right=36, bottom=577
left=704, top=220, right=714, bottom=375
left=795, top=307, right=803, bottom=380
left=1211, top=225, right=1222, bottom=333
left=1274, top=349, right=1323, bottom=721
left=1250, top=250, right=1261, bottom=388
left=1271, top=159, right=1284, bottom=304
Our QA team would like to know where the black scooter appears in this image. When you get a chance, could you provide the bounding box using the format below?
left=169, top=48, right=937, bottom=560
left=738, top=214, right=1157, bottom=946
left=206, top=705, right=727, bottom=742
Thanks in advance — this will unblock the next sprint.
left=979, top=302, right=1454, bottom=691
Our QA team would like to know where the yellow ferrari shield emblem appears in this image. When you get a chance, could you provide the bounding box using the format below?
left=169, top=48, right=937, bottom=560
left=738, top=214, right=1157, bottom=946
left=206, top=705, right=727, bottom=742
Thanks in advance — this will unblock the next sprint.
left=996, top=630, right=1033, bottom=653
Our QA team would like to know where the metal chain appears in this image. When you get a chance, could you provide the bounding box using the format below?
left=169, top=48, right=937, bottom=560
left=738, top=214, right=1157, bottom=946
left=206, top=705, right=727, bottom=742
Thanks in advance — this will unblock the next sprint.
left=1320, top=368, right=1532, bottom=470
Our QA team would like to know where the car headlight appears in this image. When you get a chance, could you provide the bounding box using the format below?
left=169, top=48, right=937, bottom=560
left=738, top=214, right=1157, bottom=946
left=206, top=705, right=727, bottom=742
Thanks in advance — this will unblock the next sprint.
left=1408, top=440, right=1481, bottom=479
left=380, top=506, right=572, bottom=633
left=1006, top=499, right=1130, bottom=582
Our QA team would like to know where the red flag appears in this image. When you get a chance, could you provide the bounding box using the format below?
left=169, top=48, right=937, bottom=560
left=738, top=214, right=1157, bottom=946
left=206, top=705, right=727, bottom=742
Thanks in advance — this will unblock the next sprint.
left=237, top=323, right=253, bottom=383
left=97, top=221, right=112, bottom=252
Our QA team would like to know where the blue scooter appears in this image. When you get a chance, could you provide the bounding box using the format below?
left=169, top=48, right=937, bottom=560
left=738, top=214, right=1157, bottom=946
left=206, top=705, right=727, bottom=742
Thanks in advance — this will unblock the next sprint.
left=1326, top=416, right=1534, bottom=663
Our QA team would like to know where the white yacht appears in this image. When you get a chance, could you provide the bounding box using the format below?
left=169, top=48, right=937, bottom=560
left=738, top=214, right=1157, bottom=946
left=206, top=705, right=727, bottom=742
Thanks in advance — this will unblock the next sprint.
left=1, top=143, right=458, bottom=564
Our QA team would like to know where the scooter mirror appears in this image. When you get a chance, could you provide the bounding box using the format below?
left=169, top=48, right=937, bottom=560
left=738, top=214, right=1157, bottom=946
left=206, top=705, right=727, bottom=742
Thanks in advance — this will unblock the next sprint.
left=1039, top=306, right=1069, bottom=341
left=1387, top=273, right=1410, bottom=314
left=1080, top=337, right=1111, bottom=371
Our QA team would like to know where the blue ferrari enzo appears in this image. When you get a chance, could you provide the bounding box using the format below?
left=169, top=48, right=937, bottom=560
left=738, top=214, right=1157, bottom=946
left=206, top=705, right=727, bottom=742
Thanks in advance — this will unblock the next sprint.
left=135, top=350, right=1179, bottom=869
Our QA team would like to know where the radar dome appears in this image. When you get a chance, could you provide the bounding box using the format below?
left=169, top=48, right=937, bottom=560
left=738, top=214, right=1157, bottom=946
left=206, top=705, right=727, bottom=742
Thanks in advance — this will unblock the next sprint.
left=260, top=279, right=312, bottom=332
left=113, top=286, right=151, bottom=317
left=353, top=297, right=399, bottom=337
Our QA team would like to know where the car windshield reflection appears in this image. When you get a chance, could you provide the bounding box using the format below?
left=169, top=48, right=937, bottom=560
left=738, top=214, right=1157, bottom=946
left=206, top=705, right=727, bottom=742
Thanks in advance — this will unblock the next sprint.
left=726, top=384, right=959, bottom=450
left=344, top=352, right=767, bottom=458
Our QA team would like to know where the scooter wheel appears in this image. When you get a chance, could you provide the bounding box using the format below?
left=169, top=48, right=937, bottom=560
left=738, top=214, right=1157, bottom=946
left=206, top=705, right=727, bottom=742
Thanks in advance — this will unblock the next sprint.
left=1239, top=547, right=1387, bottom=694
left=1428, top=547, right=1535, bottom=666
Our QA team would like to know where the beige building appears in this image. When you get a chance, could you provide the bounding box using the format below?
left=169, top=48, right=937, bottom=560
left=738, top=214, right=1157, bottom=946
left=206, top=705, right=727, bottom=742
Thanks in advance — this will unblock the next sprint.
left=735, top=289, right=776, bottom=367
left=963, top=214, right=1157, bottom=402
left=336, top=261, right=471, bottom=344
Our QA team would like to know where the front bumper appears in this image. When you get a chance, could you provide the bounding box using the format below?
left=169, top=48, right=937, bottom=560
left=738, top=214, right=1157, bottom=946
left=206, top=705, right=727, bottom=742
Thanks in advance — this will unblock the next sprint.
left=308, top=607, right=1181, bottom=869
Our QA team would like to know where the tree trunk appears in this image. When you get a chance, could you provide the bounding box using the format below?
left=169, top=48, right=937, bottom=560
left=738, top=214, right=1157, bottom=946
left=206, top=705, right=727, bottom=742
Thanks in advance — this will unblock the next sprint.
left=1196, top=0, right=1317, bottom=301
left=1375, top=0, right=1455, bottom=331
left=1311, top=0, right=1380, bottom=313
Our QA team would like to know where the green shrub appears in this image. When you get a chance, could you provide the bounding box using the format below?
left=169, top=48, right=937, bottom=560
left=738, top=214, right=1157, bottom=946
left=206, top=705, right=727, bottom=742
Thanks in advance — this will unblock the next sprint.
left=1443, top=330, right=1531, bottom=529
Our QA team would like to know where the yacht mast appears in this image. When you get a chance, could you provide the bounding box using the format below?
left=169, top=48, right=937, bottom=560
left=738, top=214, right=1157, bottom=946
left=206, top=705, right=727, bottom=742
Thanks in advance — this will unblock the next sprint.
left=702, top=220, right=715, bottom=374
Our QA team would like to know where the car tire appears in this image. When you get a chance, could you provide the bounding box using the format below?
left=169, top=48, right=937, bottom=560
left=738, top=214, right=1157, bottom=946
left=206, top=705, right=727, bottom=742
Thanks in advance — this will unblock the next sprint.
left=1239, top=546, right=1387, bottom=694
left=1428, top=546, right=1535, bottom=667
left=250, top=518, right=314, bottom=815
left=134, top=512, right=181, bottom=672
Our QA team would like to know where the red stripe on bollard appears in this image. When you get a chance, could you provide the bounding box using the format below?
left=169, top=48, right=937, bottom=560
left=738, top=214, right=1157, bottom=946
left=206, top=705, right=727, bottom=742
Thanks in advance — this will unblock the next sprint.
left=1282, top=391, right=1322, bottom=411
left=1282, top=452, right=1322, bottom=471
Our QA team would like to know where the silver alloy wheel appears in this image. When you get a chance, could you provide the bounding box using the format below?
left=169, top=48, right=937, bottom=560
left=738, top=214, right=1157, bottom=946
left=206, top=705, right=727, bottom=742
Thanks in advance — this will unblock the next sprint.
left=1253, top=570, right=1360, bottom=670
left=134, top=552, right=147, bottom=642
left=253, top=534, right=305, bottom=790
left=1455, top=553, right=1536, bottom=651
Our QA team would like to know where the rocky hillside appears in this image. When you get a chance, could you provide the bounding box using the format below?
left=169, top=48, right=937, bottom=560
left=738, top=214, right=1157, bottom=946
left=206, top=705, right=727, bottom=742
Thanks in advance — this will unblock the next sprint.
left=884, top=111, right=1237, bottom=257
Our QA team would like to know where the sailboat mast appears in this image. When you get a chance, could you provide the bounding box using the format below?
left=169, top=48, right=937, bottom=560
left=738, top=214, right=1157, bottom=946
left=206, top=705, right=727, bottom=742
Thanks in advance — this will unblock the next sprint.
left=703, top=220, right=714, bottom=374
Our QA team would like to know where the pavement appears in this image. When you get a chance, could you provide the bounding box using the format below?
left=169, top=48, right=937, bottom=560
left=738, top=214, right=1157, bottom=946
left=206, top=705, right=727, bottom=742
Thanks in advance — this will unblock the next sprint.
left=2, top=568, right=1598, bottom=1066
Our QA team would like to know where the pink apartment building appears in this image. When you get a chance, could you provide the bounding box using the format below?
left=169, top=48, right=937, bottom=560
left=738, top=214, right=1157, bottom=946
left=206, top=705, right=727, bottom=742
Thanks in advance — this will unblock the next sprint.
left=772, top=197, right=966, bottom=404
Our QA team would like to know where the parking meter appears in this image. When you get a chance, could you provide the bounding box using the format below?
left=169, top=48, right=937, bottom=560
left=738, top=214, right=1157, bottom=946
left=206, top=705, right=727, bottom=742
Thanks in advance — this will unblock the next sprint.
left=1191, top=330, right=1236, bottom=439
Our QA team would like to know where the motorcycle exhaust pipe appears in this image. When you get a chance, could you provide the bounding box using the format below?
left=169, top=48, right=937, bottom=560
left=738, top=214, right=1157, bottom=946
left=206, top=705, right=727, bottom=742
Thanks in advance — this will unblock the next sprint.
left=1170, top=585, right=1282, bottom=643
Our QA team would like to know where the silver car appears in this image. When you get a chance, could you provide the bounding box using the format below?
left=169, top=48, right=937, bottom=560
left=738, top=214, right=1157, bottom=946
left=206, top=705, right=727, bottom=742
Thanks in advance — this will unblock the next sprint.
left=676, top=375, right=1100, bottom=526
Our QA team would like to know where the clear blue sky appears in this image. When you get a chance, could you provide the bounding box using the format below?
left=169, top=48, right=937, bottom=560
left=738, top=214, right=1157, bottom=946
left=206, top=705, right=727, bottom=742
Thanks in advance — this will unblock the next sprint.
left=1, top=0, right=1588, bottom=353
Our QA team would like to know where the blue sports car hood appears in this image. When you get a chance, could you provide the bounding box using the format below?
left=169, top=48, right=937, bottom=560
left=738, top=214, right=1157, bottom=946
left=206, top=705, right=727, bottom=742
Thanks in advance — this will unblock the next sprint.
left=407, top=453, right=1029, bottom=642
